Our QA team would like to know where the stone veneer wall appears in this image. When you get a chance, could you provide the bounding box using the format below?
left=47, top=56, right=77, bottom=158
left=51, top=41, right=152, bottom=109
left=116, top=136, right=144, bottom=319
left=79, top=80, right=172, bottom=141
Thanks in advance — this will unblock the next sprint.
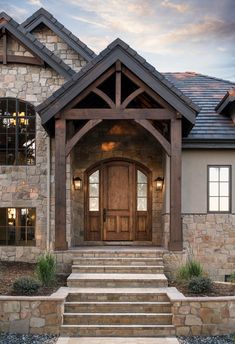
left=172, top=297, right=235, bottom=336
left=32, top=25, right=86, bottom=72
left=1, top=291, right=235, bottom=336
left=163, top=213, right=235, bottom=281
left=0, top=297, right=63, bottom=334
left=71, top=121, right=164, bottom=245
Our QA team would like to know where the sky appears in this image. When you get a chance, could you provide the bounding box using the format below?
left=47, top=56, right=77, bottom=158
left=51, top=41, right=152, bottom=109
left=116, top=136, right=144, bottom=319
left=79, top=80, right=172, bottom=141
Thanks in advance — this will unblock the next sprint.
left=1, top=0, right=235, bottom=81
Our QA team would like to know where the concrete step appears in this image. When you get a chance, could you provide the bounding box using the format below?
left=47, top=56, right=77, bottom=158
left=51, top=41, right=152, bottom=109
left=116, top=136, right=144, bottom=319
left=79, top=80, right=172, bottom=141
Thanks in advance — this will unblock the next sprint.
left=73, top=257, right=163, bottom=266
left=60, top=324, right=176, bottom=337
left=66, top=290, right=170, bottom=302
left=63, top=312, right=172, bottom=325
left=56, top=337, right=180, bottom=344
left=64, top=301, right=172, bottom=313
left=70, top=249, right=164, bottom=259
left=67, top=273, right=168, bottom=288
left=72, top=265, right=164, bottom=274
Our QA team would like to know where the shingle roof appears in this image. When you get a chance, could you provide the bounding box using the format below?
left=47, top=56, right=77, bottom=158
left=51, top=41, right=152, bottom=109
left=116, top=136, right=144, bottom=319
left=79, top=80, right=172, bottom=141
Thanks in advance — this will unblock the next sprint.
left=21, top=8, right=96, bottom=62
left=36, top=38, right=199, bottom=126
left=164, top=72, right=235, bottom=143
left=0, top=11, right=75, bottom=79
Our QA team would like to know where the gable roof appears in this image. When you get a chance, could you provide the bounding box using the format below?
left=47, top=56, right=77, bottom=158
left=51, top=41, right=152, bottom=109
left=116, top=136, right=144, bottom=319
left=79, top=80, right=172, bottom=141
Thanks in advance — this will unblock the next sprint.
left=0, top=11, right=75, bottom=79
left=36, top=38, right=199, bottom=126
left=215, top=87, right=235, bottom=115
left=21, top=8, right=96, bottom=62
left=165, top=72, right=235, bottom=146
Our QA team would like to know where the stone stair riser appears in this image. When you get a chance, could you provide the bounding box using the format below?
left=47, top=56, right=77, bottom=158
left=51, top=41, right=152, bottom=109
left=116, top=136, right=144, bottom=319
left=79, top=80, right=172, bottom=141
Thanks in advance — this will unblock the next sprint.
left=67, top=279, right=168, bottom=288
left=63, top=313, right=172, bottom=325
left=72, top=266, right=164, bottom=274
left=60, top=325, right=176, bottom=337
left=71, top=252, right=163, bottom=258
left=64, top=302, right=172, bottom=313
left=73, top=258, right=163, bottom=266
left=66, top=293, right=169, bottom=302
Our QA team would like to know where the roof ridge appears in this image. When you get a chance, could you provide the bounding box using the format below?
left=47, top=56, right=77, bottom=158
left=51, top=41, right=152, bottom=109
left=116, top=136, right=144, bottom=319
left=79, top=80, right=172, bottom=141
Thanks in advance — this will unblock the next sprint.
left=0, top=11, right=11, bottom=22
left=0, top=12, right=75, bottom=79
left=21, top=7, right=96, bottom=62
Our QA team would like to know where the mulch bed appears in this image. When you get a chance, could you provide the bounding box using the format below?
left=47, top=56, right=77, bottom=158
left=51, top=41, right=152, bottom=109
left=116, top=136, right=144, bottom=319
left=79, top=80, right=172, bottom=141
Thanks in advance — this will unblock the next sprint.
left=0, top=261, right=67, bottom=296
left=169, top=280, right=235, bottom=297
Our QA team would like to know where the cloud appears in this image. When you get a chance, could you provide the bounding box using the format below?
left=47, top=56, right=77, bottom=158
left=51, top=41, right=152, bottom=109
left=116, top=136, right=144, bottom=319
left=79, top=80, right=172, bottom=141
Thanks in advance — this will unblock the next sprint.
left=161, top=0, right=189, bottom=13
left=71, top=15, right=107, bottom=28
left=66, top=0, right=157, bottom=34
left=27, top=0, right=43, bottom=5
left=0, top=3, right=29, bottom=21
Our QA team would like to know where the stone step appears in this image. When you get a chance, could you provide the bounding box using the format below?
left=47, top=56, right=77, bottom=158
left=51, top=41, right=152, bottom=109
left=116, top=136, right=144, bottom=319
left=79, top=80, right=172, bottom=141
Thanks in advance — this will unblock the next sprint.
left=72, top=265, right=164, bottom=274
left=63, top=312, right=172, bottom=325
left=60, top=324, right=176, bottom=337
left=70, top=249, right=164, bottom=259
left=64, top=301, right=172, bottom=313
left=67, top=273, right=168, bottom=288
left=56, top=337, right=180, bottom=344
left=73, top=257, right=163, bottom=266
left=66, top=290, right=170, bottom=302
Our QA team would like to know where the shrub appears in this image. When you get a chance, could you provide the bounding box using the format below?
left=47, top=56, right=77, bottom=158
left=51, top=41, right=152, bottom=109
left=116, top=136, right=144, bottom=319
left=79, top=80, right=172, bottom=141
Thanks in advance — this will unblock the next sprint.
left=13, top=277, right=41, bottom=295
left=228, top=272, right=235, bottom=282
left=188, top=276, right=212, bottom=294
left=177, top=259, right=204, bottom=282
left=36, top=252, right=56, bottom=287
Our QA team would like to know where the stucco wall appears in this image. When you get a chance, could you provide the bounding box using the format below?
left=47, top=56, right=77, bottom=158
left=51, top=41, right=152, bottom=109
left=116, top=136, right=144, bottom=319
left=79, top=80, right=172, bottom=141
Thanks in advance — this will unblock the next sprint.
left=182, top=150, right=235, bottom=214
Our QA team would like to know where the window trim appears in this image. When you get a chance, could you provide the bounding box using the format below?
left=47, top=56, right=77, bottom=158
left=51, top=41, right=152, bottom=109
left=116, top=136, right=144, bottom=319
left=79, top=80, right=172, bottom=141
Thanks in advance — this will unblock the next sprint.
left=0, top=97, right=36, bottom=166
left=207, top=165, right=232, bottom=213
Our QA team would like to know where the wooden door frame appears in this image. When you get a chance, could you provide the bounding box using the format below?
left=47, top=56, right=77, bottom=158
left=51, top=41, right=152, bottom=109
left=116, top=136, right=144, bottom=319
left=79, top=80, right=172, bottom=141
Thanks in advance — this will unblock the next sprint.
left=84, top=157, right=152, bottom=242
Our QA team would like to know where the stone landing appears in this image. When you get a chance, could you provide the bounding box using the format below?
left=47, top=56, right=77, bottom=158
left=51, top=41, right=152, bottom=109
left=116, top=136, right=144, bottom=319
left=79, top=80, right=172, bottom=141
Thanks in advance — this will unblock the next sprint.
left=60, top=247, right=176, bottom=338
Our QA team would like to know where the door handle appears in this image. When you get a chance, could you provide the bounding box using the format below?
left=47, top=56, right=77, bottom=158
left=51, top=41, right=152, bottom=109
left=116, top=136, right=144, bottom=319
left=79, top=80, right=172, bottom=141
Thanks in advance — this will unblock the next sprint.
left=103, top=208, right=107, bottom=222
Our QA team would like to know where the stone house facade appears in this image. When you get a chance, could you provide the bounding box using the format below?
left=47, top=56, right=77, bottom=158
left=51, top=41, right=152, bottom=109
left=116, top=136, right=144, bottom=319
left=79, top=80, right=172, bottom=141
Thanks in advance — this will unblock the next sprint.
left=0, top=8, right=234, bottom=280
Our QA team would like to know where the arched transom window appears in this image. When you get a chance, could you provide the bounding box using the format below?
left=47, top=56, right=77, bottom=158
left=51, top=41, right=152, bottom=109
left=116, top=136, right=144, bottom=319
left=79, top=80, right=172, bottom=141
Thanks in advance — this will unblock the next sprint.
left=0, top=98, right=36, bottom=165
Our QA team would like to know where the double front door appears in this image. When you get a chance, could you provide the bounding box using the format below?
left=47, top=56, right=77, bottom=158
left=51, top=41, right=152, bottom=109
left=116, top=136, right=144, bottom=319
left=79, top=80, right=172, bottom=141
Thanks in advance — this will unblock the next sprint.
left=85, top=159, right=151, bottom=241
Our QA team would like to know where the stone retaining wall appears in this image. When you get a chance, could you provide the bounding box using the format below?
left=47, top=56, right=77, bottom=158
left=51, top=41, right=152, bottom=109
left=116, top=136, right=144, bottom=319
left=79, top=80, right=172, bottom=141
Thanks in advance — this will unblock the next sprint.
left=171, top=296, right=235, bottom=336
left=0, top=296, right=63, bottom=334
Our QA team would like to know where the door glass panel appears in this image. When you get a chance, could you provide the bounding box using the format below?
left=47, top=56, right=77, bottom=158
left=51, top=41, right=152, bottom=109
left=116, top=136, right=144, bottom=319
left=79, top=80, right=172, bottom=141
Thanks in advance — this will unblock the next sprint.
left=138, top=170, right=147, bottom=183
left=137, top=198, right=147, bottom=211
left=89, top=170, right=99, bottom=183
left=137, top=183, right=147, bottom=197
left=89, top=170, right=99, bottom=211
left=89, top=198, right=99, bottom=211
left=209, top=197, right=219, bottom=211
left=220, top=168, right=229, bottom=181
left=137, top=169, right=147, bottom=211
left=209, top=167, right=219, bottom=181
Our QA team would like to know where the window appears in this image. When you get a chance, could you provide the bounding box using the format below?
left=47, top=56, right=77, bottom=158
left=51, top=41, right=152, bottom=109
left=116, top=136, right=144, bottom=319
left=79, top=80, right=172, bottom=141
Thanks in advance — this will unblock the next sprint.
left=0, top=208, right=36, bottom=246
left=208, top=166, right=231, bottom=212
left=0, top=98, right=36, bottom=165
left=137, top=170, right=148, bottom=211
left=89, top=170, right=99, bottom=211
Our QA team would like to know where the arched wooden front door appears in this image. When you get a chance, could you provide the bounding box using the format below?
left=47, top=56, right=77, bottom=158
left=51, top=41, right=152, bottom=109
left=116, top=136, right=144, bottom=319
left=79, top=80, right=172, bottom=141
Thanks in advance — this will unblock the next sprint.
left=85, top=159, right=151, bottom=241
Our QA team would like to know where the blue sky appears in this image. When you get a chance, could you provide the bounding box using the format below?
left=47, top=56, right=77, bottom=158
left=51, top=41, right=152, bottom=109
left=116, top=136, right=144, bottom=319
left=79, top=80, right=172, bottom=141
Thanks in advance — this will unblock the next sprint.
left=1, top=0, right=235, bottom=81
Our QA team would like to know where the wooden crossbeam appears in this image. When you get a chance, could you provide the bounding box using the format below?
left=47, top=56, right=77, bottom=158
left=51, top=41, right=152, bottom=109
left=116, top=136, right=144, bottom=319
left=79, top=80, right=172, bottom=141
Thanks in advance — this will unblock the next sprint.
left=62, top=108, right=175, bottom=120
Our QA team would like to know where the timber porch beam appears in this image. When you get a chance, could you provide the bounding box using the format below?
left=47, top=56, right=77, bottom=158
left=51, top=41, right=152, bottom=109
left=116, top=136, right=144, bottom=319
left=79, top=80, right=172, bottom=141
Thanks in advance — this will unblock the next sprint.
left=169, top=117, right=183, bottom=251
left=55, top=118, right=68, bottom=250
left=61, top=108, right=175, bottom=120
left=134, top=119, right=171, bottom=156
left=66, top=119, right=103, bottom=156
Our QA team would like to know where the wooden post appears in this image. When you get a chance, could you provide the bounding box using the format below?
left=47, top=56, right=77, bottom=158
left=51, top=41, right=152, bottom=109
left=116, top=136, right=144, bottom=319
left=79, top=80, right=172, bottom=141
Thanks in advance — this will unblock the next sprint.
left=55, top=118, right=68, bottom=250
left=169, top=117, right=183, bottom=251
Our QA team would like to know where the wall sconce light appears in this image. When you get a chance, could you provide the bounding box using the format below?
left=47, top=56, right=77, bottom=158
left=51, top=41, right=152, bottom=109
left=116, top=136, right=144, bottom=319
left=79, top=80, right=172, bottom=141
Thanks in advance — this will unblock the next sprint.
left=155, top=177, right=164, bottom=191
left=73, top=176, right=82, bottom=190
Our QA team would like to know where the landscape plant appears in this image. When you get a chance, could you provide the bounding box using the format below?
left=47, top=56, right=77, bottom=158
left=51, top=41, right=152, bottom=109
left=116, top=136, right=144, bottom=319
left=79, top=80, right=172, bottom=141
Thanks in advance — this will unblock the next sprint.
left=188, top=276, right=212, bottom=294
left=176, top=257, right=204, bottom=283
left=36, top=251, right=56, bottom=287
left=13, top=277, right=41, bottom=295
